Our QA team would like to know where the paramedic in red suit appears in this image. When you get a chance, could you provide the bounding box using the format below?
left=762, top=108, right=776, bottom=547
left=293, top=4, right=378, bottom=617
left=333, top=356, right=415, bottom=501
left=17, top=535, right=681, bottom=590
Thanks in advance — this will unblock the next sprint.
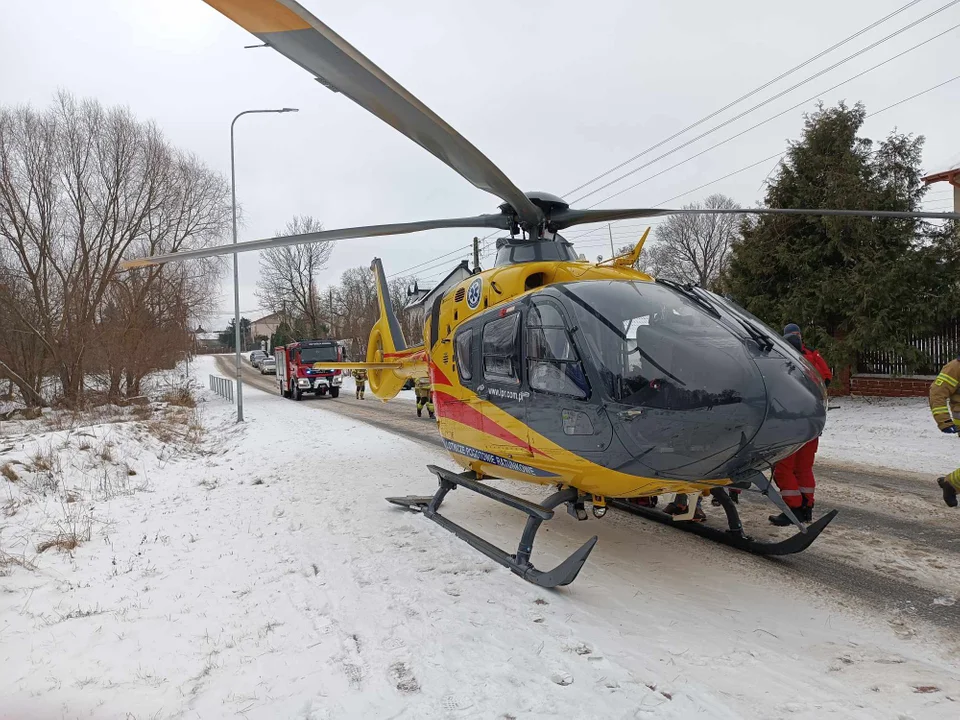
left=769, top=323, right=833, bottom=526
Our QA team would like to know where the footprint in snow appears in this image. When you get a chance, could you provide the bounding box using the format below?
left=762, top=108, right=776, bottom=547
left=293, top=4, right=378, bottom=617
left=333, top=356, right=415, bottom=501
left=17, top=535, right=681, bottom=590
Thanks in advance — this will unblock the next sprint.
left=341, top=662, right=363, bottom=688
left=381, top=636, right=405, bottom=651
left=441, top=694, right=474, bottom=712
left=388, top=661, right=420, bottom=694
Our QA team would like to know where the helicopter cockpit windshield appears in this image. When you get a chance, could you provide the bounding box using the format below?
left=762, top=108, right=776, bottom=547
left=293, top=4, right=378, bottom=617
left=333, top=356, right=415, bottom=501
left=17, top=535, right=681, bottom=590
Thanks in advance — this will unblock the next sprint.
left=557, top=281, right=754, bottom=411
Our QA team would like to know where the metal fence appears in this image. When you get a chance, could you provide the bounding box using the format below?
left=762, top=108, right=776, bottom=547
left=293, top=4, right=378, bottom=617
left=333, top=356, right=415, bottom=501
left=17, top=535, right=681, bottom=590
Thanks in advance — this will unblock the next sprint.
left=209, top=374, right=235, bottom=402
left=857, top=319, right=960, bottom=376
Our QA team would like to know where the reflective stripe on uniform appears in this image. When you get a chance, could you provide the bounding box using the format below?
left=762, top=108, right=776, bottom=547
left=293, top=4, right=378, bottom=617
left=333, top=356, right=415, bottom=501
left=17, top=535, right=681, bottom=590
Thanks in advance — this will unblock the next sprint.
left=798, top=486, right=815, bottom=494
left=780, top=489, right=802, bottom=497
left=937, top=373, right=959, bottom=387
left=947, top=468, right=960, bottom=492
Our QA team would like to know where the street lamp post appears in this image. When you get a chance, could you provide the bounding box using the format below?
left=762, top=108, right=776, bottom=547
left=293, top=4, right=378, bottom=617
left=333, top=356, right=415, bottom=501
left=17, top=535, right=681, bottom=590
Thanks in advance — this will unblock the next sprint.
left=230, top=107, right=298, bottom=422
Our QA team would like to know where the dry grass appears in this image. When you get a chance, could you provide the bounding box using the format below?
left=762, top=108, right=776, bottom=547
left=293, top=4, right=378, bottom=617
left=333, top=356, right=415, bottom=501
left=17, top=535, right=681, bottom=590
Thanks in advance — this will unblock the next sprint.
left=26, top=444, right=63, bottom=493
left=130, top=405, right=153, bottom=421
left=30, top=446, right=58, bottom=472
left=36, top=534, right=81, bottom=553
left=0, top=547, right=37, bottom=574
left=1, top=462, right=18, bottom=482
left=161, top=387, right=196, bottom=408
left=36, top=501, right=93, bottom=553
left=97, top=444, right=114, bottom=463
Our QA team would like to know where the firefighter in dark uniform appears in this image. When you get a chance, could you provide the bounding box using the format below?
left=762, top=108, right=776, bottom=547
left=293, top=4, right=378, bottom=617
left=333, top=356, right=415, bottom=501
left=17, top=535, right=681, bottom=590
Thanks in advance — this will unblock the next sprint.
left=930, top=355, right=960, bottom=506
left=353, top=368, right=367, bottom=400
left=415, top=376, right=434, bottom=418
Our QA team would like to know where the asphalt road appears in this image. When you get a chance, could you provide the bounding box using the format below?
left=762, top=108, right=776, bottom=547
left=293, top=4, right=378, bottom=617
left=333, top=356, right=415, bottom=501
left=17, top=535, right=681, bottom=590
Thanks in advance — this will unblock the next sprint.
left=217, top=355, right=960, bottom=638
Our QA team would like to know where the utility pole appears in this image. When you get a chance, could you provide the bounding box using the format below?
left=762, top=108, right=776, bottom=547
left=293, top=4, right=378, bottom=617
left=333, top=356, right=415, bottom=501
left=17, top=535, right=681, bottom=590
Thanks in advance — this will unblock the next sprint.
left=229, top=106, right=298, bottom=423
left=473, top=236, right=480, bottom=273
left=608, top=224, right=615, bottom=259
left=329, top=288, right=334, bottom=337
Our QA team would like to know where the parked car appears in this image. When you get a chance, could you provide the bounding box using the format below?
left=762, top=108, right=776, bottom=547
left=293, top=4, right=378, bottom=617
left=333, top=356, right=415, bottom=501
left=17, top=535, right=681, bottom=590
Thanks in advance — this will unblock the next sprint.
left=250, top=350, right=267, bottom=367
left=259, top=357, right=277, bottom=375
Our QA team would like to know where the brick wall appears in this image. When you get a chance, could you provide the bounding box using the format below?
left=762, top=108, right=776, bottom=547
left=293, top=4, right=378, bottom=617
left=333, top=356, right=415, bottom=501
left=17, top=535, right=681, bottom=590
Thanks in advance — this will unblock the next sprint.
left=849, top=374, right=935, bottom=398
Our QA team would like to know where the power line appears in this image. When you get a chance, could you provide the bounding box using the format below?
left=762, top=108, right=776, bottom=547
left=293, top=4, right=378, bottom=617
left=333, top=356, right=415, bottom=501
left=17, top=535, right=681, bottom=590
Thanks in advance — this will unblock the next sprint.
left=387, top=241, right=473, bottom=279
left=563, top=0, right=926, bottom=198
left=395, top=6, right=959, bottom=276
left=570, top=1, right=960, bottom=205
left=565, top=71, right=960, bottom=246
left=868, top=73, right=960, bottom=116
left=578, top=21, right=960, bottom=211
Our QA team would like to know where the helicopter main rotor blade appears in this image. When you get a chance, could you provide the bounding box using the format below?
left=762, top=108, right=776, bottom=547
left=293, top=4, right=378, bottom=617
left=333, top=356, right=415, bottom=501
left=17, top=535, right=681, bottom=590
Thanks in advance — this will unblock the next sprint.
left=203, top=0, right=542, bottom=228
left=120, top=213, right=510, bottom=269
left=550, top=206, right=960, bottom=230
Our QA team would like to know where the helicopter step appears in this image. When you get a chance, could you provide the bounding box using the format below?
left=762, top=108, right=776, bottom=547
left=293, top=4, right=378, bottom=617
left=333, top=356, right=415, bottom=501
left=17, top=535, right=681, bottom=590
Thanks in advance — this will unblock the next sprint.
left=386, top=465, right=598, bottom=588
left=608, top=488, right=838, bottom=556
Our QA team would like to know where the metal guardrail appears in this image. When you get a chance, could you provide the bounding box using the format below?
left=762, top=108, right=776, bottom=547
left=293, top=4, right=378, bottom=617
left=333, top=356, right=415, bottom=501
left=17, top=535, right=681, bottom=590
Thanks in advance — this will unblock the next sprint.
left=209, top=374, right=235, bottom=402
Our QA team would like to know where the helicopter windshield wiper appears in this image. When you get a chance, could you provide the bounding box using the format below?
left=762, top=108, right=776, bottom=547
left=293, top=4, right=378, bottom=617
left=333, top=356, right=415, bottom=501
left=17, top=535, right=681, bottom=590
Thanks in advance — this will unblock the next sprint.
left=673, top=283, right=774, bottom=352
left=689, top=286, right=774, bottom=351
left=654, top=278, right=721, bottom=318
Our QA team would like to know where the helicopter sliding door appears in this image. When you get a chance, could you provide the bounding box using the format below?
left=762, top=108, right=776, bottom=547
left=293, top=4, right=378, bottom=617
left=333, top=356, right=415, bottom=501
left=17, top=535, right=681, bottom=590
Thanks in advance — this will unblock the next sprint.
left=476, top=310, right=536, bottom=461
left=523, top=298, right=613, bottom=460
left=447, top=310, right=535, bottom=475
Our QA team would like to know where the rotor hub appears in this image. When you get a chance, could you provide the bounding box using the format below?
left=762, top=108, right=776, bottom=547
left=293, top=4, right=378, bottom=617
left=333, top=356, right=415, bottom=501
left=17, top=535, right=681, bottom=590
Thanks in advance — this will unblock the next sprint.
left=499, top=191, right=570, bottom=232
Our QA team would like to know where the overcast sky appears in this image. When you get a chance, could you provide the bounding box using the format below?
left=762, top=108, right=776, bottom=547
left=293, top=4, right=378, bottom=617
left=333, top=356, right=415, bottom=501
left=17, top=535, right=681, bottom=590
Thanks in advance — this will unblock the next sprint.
left=2, top=0, right=958, bottom=328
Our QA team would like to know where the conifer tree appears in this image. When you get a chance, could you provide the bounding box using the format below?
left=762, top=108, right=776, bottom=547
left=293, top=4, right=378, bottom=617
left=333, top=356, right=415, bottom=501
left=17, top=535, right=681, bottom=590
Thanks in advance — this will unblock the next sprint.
left=725, top=102, right=958, bottom=372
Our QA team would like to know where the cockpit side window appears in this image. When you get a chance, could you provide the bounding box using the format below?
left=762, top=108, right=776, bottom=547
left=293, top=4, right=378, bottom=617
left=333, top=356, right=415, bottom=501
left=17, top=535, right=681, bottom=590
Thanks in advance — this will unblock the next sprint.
left=482, top=313, right=521, bottom=383
left=526, top=301, right=589, bottom=399
left=454, top=327, right=474, bottom=381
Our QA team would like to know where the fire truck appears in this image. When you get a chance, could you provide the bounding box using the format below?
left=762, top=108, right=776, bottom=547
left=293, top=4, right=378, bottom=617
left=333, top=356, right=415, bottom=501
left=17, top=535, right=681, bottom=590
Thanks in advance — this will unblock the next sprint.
left=275, top=339, right=345, bottom=400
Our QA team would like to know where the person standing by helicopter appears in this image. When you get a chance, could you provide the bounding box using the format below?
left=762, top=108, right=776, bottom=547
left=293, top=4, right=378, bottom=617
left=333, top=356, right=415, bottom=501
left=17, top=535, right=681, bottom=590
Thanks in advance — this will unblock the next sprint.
left=769, top=323, right=832, bottom=526
left=353, top=368, right=368, bottom=400
left=415, top=376, right=435, bottom=418
left=929, top=355, right=960, bottom=507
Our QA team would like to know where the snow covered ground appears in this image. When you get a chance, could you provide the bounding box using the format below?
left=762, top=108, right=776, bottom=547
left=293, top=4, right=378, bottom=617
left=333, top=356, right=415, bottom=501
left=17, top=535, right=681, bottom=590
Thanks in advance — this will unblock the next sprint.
left=819, top=396, right=959, bottom=476
left=2, top=356, right=959, bottom=719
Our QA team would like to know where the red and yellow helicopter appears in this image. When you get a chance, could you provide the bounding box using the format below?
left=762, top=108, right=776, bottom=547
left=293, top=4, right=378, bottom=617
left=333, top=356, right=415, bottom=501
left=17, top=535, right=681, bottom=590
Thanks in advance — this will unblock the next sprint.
left=124, top=0, right=960, bottom=587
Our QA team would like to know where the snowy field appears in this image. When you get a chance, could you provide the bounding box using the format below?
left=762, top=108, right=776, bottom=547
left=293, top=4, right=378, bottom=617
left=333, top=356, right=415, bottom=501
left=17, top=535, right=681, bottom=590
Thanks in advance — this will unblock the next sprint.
left=820, top=396, right=959, bottom=477
left=2, top=355, right=959, bottom=719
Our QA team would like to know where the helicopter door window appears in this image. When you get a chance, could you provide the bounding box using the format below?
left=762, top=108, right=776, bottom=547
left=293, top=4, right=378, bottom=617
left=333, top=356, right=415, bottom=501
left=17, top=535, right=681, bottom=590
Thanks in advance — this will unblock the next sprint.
left=526, top=302, right=589, bottom=399
left=482, top=313, right=521, bottom=383
left=454, top=327, right=474, bottom=381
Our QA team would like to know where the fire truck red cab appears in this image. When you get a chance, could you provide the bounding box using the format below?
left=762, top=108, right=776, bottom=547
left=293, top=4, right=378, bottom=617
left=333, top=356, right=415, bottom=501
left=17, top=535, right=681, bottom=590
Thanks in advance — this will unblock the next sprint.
left=275, top=339, right=345, bottom=401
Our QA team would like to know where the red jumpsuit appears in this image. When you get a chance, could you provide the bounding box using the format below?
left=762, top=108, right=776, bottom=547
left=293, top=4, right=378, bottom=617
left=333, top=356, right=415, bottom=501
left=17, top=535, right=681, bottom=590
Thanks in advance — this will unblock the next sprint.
left=774, top=346, right=832, bottom=508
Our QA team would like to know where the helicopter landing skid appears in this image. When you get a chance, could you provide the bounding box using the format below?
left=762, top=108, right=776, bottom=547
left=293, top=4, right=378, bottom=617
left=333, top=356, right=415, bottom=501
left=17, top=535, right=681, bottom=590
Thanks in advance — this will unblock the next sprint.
left=386, top=465, right=598, bottom=588
left=608, top=489, right=838, bottom=556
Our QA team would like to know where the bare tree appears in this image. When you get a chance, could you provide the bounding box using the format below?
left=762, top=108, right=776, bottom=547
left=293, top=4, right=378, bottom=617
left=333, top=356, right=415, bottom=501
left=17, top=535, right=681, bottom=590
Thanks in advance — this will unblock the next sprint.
left=332, top=265, right=378, bottom=354
left=640, top=194, right=741, bottom=287
left=255, top=216, right=331, bottom=336
left=0, top=92, right=229, bottom=405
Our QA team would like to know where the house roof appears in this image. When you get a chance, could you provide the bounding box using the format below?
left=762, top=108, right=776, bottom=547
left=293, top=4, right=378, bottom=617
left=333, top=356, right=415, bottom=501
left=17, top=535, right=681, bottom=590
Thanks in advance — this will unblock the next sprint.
left=251, top=311, right=283, bottom=324
left=922, top=152, right=960, bottom=185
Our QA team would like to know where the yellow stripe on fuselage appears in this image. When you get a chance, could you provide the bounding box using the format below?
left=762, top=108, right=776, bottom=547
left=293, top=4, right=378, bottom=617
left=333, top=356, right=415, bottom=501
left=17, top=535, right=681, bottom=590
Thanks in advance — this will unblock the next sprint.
left=203, top=0, right=310, bottom=33
left=435, top=382, right=730, bottom=498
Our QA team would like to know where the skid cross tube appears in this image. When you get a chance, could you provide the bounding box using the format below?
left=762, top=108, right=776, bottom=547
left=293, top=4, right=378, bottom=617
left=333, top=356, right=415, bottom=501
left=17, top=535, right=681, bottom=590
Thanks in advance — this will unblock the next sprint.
left=387, top=465, right=598, bottom=588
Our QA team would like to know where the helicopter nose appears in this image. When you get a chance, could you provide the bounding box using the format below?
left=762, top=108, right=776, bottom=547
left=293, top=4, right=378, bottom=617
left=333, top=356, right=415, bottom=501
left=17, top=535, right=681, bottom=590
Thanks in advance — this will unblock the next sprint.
left=742, top=354, right=827, bottom=469
left=615, top=339, right=769, bottom=480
